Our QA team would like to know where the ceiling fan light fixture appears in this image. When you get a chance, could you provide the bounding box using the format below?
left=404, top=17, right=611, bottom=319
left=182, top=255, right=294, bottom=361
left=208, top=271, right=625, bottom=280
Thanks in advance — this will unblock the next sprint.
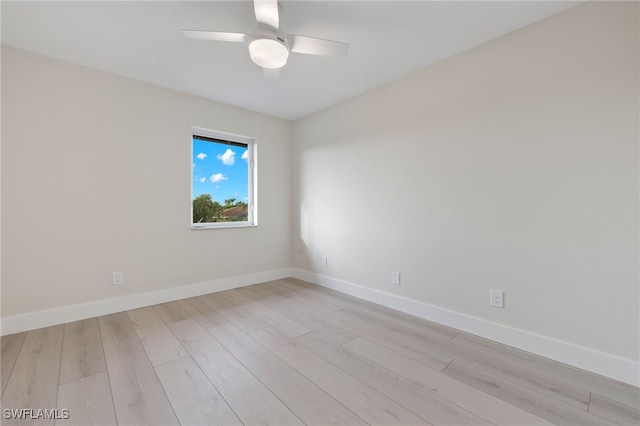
left=249, top=37, right=289, bottom=69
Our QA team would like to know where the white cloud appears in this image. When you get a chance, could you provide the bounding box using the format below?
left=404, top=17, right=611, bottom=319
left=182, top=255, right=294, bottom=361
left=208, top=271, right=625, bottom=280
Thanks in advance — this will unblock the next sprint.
left=217, top=149, right=235, bottom=166
left=199, top=177, right=206, bottom=183
left=210, top=173, right=227, bottom=183
left=241, top=150, right=249, bottom=161
left=196, top=152, right=207, bottom=160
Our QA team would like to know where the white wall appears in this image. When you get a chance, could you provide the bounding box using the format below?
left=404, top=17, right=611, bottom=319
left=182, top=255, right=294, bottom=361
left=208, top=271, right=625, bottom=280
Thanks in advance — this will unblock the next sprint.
left=1, top=46, right=292, bottom=318
left=293, top=1, right=639, bottom=363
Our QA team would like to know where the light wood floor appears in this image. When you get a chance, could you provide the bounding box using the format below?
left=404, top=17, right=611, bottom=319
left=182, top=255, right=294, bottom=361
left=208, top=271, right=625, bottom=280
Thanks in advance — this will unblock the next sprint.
left=1, top=278, right=638, bottom=426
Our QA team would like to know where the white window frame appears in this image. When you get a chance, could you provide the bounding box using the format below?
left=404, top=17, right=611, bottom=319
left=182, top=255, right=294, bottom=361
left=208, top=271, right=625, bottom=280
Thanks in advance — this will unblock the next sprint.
left=190, top=126, right=257, bottom=229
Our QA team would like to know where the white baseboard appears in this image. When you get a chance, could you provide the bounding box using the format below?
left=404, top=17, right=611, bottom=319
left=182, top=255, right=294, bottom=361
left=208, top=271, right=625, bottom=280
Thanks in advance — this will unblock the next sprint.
left=293, top=268, right=640, bottom=387
left=1, top=268, right=292, bottom=336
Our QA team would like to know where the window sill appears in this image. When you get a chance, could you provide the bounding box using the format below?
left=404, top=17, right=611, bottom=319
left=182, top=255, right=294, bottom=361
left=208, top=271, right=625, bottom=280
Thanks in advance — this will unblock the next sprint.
left=191, top=223, right=257, bottom=230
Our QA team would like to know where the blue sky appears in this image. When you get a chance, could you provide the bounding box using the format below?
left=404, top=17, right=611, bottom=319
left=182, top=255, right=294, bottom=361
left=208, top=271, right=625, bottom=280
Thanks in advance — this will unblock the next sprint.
left=192, top=139, right=248, bottom=203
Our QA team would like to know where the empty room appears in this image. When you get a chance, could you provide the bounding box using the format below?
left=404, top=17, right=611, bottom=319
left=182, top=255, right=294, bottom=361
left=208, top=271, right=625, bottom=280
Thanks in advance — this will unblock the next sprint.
left=1, top=1, right=638, bottom=425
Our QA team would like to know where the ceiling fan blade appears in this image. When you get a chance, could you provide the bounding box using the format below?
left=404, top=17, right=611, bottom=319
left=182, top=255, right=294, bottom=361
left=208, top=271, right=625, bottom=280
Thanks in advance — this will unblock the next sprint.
left=254, top=0, right=279, bottom=30
left=287, top=35, right=349, bottom=57
left=182, top=30, right=248, bottom=43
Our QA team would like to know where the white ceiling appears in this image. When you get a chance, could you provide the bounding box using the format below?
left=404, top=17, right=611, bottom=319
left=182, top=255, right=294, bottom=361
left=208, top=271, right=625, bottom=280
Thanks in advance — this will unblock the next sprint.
left=2, top=1, right=580, bottom=121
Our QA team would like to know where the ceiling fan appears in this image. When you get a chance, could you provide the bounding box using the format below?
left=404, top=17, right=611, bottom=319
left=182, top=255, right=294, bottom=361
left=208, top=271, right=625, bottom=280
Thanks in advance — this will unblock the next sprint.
left=182, top=0, right=349, bottom=72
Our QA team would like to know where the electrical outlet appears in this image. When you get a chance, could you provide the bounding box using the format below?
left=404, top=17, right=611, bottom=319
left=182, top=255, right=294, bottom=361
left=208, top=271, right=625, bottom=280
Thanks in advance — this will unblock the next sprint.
left=490, top=290, right=504, bottom=308
left=321, top=256, right=328, bottom=267
left=112, top=272, right=124, bottom=286
left=391, top=271, right=401, bottom=286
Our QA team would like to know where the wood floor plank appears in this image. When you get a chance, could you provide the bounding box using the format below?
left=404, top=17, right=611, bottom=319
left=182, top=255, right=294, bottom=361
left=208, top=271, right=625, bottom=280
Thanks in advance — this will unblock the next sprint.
left=287, top=279, right=373, bottom=307
left=287, top=280, right=459, bottom=343
left=209, top=322, right=367, bottom=425
left=127, top=307, right=187, bottom=366
left=443, top=359, right=615, bottom=426
left=251, top=326, right=431, bottom=425
left=333, top=305, right=591, bottom=411
left=1, top=332, right=26, bottom=395
left=155, top=356, right=242, bottom=426
left=285, top=280, right=464, bottom=344
left=152, top=301, right=191, bottom=325
left=297, top=331, right=491, bottom=426
left=234, top=284, right=294, bottom=311
left=290, top=282, right=640, bottom=409
left=1, top=326, right=64, bottom=426
left=353, top=304, right=590, bottom=411
left=59, top=319, right=106, bottom=385
left=589, top=393, right=640, bottom=426
left=236, top=285, right=359, bottom=344
left=56, top=372, right=116, bottom=426
left=262, top=281, right=343, bottom=312
left=199, top=292, right=267, bottom=333
left=325, top=307, right=453, bottom=370
left=298, top=282, right=637, bottom=409
left=257, top=280, right=299, bottom=298
left=288, top=293, right=345, bottom=313
left=277, top=279, right=351, bottom=310
left=239, top=284, right=356, bottom=340
left=347, top=304, right=458, bottom=341
left=450, top=333, right=640, bottom=408
left=445, top=335, right=592, bottom=410
left=345, top=336, right=553, bottom=426
left=341, top=305, right=456, bottom=343
left=221, top=289, right=311, bottom=338
left=312, top=284, right=460, bottom=336
left=98, top=312, right=179, bottom=426
left=169, top=319, right=303, bottom=425
left=238, top=282, right=284, bottom=300
left=308, top=282, right=640, bottom=410
left=177, top=297, right=228, bottom=328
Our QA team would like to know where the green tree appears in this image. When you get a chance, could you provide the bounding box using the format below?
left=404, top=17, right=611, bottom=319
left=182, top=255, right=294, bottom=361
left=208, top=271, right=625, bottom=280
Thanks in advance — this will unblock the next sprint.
left=212, top=201, right=223, bottom=220
left=193, top=194, right=222, bottom=223
left=224, top=198, right=237, bottom=209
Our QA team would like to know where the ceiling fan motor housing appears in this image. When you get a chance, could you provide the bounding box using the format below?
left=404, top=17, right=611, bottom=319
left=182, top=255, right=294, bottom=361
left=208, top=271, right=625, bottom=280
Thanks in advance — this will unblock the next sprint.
left=249, top=30, right=290, bottom=69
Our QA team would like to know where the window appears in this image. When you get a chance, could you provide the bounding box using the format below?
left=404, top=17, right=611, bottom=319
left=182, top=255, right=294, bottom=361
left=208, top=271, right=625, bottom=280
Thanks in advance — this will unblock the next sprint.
left=191, top=127, right=256, bottom=228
